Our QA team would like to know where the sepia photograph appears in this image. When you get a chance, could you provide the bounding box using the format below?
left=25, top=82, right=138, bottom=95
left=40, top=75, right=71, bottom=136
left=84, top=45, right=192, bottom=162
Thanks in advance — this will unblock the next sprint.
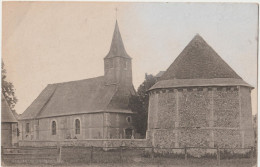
left=1, top=1, right=258, bottom=166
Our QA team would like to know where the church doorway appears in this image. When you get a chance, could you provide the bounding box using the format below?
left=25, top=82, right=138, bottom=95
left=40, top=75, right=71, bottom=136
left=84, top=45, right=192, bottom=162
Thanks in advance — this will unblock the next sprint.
left=125, top=128, right=133, bottom=139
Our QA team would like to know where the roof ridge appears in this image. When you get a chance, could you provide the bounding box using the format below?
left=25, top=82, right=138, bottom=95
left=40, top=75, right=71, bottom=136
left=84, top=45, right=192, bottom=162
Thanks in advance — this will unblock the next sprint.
left=49, top=76, right=104, bottom=85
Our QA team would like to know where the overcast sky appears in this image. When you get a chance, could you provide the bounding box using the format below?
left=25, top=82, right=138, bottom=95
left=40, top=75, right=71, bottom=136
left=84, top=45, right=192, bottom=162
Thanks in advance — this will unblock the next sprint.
left=2, top=2, right=258, bottom=114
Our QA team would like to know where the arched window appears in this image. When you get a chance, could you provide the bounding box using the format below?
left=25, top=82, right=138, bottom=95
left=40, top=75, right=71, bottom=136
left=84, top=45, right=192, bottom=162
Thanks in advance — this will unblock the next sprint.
left=26, top=123, right=30, bottom=133
left=52, top=121, right=56, bottom=135
left=75, top=119, right=80, bottom=134
left=126, top=116, right=132, bottom=123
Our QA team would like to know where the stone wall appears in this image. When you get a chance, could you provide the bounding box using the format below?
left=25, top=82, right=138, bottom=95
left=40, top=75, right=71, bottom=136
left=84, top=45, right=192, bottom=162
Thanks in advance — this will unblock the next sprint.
left=158, top=91, right=177, bottom=129
left=104, top=56, right=132, bottom=87
left=19, top=112, right=134, bottom=141
left=19, top=113, right=104, bottom=141
left=19, top=139, right=147, bottom=148
left=179, top=89, right=211, bottom=128
left=240, top=86, right=255, bottom=147
left=104, top=113, right=134, bottom=139
left=147, top=86, right=254, bottom=149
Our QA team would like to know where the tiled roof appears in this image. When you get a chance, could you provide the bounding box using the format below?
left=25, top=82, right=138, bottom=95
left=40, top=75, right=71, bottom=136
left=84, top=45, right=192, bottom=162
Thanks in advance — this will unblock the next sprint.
left=20, top=76, right=135, bottom=120
left=150, top=35, right=251, bottom=90
left=160, top=34, right=242, bottom=80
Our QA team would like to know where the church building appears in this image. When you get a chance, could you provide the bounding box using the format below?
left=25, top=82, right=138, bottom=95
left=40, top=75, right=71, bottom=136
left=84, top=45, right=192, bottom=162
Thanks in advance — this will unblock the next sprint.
left=147, top=35, right=254, bottom=150
left=19, top=21, right=136, bottom=141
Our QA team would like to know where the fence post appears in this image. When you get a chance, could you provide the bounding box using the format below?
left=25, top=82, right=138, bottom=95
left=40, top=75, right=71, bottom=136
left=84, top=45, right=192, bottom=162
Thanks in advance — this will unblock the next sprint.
left=251, top=146, right=254, bottom=159
left=120, top=146, right=123, bottom=163
left=57, top=145, right=62, bottom=163
left=217, top=146, right=220, bottom=166
left=151, top=147, right=154, bottom=159
left=184, top=146, right=187, bottom=161
left=90, top=146, right=93, bottom=163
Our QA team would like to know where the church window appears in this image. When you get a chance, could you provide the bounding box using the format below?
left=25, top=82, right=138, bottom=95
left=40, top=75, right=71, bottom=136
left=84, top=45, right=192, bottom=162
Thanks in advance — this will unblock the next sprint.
left=126, top=116, right=132, bottom=123
left=52, top=121, right=56, bottom=135
left=75, top=119, right=80, bottom=134
left=26, top=123, right=30, bottom=133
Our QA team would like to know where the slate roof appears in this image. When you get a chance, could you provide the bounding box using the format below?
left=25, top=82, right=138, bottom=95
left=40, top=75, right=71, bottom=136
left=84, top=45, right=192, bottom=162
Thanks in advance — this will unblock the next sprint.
left=150, top=34, right=251, bottom=91
left=104, top=21, right=131, bottom=59
left=20, top=76, right=135, bottom=120
left=2, top=93, right=17, bottom=123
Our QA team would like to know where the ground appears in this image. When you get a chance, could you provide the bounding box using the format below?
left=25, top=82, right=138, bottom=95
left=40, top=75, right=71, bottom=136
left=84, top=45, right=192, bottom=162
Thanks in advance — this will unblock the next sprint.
left=2, top=147, right=256, bottom=167
left=3, top=158, right=256, bottom=167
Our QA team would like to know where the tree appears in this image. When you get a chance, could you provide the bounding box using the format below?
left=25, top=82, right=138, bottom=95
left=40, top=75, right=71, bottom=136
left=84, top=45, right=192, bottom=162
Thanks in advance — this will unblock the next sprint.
left=2, top=61, right=18, bottom=112
left=129, top=73, right=156, bottom=137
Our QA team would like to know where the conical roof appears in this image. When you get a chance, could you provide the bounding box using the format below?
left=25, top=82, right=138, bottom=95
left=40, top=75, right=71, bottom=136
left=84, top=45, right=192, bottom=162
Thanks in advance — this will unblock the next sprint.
left=160, top=34, right=241, bottom=80
left=2, top=93, right=17, bottom=123
left=105, top=21, right=131, bottom=59
left=149, top=34, right=252, bottom=91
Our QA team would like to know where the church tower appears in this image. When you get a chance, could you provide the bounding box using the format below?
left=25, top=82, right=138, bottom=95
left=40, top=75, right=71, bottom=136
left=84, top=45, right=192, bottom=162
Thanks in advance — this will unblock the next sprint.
left=104, top=21, right=132, bottom=88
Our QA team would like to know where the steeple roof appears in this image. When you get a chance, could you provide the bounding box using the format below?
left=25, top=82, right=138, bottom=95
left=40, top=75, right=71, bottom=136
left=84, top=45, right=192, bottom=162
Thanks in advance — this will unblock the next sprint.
left=160, top=34, right=242, bottom=80
left=105, top=21, right=131, bottom=59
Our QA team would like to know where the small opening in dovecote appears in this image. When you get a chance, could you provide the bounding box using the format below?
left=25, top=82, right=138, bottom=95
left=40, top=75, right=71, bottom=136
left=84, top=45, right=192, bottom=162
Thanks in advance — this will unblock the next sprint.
left=198, top=87, right=203, bottom=91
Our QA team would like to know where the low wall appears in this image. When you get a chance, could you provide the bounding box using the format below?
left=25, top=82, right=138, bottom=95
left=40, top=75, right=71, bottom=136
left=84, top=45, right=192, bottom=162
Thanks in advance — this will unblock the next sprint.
left=18, top=139, right=147, bottom=148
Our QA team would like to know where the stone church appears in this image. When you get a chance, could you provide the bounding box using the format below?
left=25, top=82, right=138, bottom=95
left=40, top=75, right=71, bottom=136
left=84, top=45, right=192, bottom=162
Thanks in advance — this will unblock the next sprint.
left=147, top=34, right=254, bottom=149
left=19, top=21, right=136, bottom=141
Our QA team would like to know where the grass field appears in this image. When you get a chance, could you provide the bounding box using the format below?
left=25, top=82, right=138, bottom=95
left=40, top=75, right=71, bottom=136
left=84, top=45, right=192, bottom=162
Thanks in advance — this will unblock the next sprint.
left=2, top=147, right=257, bottom=167
left=3, top=157, right=257, bottom=167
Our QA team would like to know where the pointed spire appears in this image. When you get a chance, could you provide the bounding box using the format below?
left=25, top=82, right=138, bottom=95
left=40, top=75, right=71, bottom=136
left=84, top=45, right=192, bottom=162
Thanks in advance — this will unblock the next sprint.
left=105, top=21, right=131, bottom=59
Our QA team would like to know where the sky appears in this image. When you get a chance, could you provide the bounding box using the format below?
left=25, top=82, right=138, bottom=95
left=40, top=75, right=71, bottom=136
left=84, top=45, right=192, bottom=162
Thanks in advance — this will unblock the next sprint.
left=2, top=2, right=258, bottom=115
